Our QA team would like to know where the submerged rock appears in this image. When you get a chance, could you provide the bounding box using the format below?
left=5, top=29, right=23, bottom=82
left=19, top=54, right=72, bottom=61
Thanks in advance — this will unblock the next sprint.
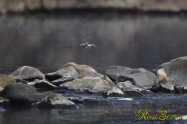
left=156, top=56, right=187, bottom=92
left=37, top=92, right=75, bottom=107
left=66, top=94, right=107, bottom=104
left=60, top=77, right=123, bottom=96
left=0, top=83, right=39, bottom=105
left=106, top=66, right=159, bottom=89
left=0, top=74, right=16, bottom=92
left=10, top=66, right=45, bottom=81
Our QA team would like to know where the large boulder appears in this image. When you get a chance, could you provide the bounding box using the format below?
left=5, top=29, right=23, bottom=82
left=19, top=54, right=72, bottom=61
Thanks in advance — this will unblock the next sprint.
left=0, top=74, right=16, bottom=92
left=0, top=83, right=39, bottom=105
left=10, top=66, right=45, bottom=81
left=156, top=56, right=187, bottom=92
left=106, top=66, right=159, bottom=89
left=46, top=62, right=104, bottom=85
left=61, top=62, right=103, bottom=78
left=60, top=77, right=123, bottom=96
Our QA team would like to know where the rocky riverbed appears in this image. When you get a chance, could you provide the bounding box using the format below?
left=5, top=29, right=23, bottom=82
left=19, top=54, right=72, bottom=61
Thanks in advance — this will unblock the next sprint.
left=0, top=56, right=187, bottom=123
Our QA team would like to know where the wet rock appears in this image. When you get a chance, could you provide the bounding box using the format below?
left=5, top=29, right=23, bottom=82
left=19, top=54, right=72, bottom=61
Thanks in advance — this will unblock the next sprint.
left=60, top=77, right=118, bottom=95
left=25, top=0, right=42, bottom=10
left=51, top=77, right=74, bottom=86
left=0, top=97, right=10, bottom=106
left=61, top=62, right=97, bottom=73
left=106, top=66, right=139, bottom=82
left=27, top=79, right=57, bottom=90
left=78, top=71, right=104, bottom=78
left=156, top=57, right=187, bottom=92
left=105, top=87, right=124, bottom=97
left=0, top=83, right=39, bottom=105
left=37, top=92, right=75, bottom=107
left=117, top=81, right=152, bottom=96
left=45, top=66, right=79, bottom=81
left=0, top=107, right=5, bottom=112
left=46, top=62, right=103, bottom=83
left=66, top=95, right=106, bottom=104
left=159, top=77, right=175, bottom=93
left=127, top=71, right=159, bottom=90
left=156, top=68, right=167, bottom=81
left=106, top=66, right=159, bottom=89
left=10, top=66, right=45, bottom=81
left=0, top=74, right=16, bottom=92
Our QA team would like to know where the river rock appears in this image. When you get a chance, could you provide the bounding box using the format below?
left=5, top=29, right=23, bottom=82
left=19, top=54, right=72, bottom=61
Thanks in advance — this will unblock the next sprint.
left=156, top=68, right=168, bottom=81
left=78, top=71, right=104, bottom=78
left=46, top=62, right=103, bottom=83
left=37, top=92, right=75, bottom=107
left=0, top=74, right=16, bottom=92
left=51, top=77, right=74, bottom=86
left=106, top=66, right=140, bottom=82
left=105, top=87, right=124, bottom=97
left=10, top=66, right=45, bottom=81
left=61, top=62, right=97, bottom=73
left=0, top=83, right=39, bottom=105
left=45, top=66, right=79, bottom=81
left=60, top=77, right=122, bottom=96
left=156, top=57, right=187, bottom=92
left=27, top=79, right=57, bottom=90
left=66, top=94, right=107, bottom=104
left=159, top=77, right=175, bottom=93
left=117, top=81, right=153, bottom=96
left=0, top=97, right=10, bottom=106
left=106, top=66, right=159, bottom=89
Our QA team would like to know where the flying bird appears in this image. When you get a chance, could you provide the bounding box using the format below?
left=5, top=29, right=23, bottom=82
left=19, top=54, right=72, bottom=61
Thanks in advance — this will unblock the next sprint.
left=80, top=42, right=96, bottom=49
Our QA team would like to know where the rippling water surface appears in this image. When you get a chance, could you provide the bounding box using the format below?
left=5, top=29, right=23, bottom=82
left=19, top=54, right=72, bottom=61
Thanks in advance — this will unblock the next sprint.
left=0, top=94, right=187, bottom=124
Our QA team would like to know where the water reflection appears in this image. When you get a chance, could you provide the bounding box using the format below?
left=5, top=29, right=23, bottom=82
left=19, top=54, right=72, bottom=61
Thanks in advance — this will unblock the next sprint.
left=0, top=12, right=187, bottom=74
left=0, top=94, right=187, bottom=124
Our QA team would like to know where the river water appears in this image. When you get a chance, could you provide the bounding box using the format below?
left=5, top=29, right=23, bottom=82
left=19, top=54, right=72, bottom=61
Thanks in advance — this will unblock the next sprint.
left=0, top=11, right=187, bottom=124
left=0, top=12, right=187, bottom=73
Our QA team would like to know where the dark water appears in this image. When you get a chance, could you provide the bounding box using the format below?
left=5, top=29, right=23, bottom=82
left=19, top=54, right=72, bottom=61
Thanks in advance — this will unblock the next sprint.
left=0, top=94, right=187, bottom=124
left=0, top=12, right=187, bottom=73
left=0, top=12, right=187, bottom=124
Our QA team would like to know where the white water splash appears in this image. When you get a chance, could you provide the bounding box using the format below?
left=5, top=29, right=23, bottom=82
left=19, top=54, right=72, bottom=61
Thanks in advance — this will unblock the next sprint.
left=117, top=98, right=133, bottom=101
